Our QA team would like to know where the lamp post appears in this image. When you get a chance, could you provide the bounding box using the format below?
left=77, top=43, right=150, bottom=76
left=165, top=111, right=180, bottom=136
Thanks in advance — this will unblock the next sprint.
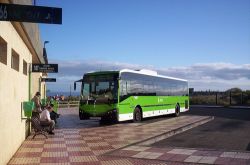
left=43, top=41, right=49, bottom=99
left=44, top=41, right=49, bottom=48
left=43, top=41, right=49, bottom=64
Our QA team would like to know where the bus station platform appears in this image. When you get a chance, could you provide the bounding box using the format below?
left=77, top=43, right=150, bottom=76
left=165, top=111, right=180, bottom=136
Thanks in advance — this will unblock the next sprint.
left=8, top=108, right=250, bottom=165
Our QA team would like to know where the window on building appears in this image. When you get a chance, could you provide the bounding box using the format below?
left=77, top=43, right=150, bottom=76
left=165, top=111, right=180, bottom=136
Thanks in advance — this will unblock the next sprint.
left=23, top=60, right=27, bottom=75
left=0, top=36, right=7, bottom=65
left=11, top=49, right=19, bottom=71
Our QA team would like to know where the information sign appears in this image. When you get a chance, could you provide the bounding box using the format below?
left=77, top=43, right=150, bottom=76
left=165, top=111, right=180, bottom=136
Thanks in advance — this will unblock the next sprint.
left=41, top=78, right=56, bottom=82
left=0, top=3, right=62, bottom=24
left=32, top=64, right=58, bottom=73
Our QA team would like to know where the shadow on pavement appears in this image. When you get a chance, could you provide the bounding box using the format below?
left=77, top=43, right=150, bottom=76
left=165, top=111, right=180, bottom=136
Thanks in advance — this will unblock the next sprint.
left=152, top=107, right=250, bottom=151
left=55, top=109, right=100, bottom=129
left=246, top=143, right=250, bottom=151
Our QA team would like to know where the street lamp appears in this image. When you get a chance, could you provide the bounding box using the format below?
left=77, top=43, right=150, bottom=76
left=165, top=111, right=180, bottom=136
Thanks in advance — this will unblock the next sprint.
left=42, top=41, right=50, bottom=99
left=43, top=41, right=49, bottom=64
left=44, top=41, right=49, bottom=48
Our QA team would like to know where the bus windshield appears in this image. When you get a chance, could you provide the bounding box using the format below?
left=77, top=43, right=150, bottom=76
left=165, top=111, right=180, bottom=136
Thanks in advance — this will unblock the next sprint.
left=81, top=74, right=118, bottom=103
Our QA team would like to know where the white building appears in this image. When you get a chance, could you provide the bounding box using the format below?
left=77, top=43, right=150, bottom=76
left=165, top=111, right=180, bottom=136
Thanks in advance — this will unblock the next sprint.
left=0, top=0, right=47, bottom=164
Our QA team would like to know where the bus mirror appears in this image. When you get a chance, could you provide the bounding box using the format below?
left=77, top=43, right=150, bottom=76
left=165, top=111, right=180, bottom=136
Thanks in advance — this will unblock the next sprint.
left=74, top=82, right=76, bottom=90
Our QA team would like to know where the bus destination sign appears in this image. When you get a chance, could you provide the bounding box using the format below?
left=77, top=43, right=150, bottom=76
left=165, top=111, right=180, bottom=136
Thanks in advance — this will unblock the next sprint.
left=32, top=64, right=58, bottom=73
left=0, top=3, right=62, bottom=24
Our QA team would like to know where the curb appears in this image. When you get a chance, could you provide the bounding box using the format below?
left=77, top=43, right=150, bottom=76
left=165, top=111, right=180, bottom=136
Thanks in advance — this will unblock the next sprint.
left=138, top=116, right=214, bottom=146
left=105, top=116, right=214, bottom=157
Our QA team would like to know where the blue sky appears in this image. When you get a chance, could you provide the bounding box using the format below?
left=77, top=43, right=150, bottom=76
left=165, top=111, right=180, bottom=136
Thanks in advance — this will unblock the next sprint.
left=37, top=0, right=250, bottom=92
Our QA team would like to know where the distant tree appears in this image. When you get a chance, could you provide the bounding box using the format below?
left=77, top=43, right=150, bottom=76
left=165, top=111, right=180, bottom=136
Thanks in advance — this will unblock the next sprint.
left=226, top=88, right=242, bottom=93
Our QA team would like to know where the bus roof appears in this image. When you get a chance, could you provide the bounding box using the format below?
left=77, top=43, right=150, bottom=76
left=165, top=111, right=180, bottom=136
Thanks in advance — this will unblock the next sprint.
left=120, top=69, right=187, bottom=82
left=84, top=69, right=187, bottom=82
left=84, top=70, right=119, bottom=76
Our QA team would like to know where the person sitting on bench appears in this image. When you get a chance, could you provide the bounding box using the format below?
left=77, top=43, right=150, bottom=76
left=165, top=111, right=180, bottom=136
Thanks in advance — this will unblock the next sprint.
left=40, top=105, right=55, bottom=135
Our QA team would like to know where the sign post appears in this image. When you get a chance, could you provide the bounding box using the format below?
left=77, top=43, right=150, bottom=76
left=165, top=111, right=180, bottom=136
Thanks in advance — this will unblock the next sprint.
left=0, top=3, right=62, bottom=24
left=41, top=78, right=56, bottom=82
left=32, top=64, right=58, bottom=73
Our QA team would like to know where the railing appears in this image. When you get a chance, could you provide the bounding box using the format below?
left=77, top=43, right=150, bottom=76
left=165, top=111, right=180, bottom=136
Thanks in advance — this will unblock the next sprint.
left=190, top=91, right=250, bottom=106
left=58, top=100, right=80, bottom=108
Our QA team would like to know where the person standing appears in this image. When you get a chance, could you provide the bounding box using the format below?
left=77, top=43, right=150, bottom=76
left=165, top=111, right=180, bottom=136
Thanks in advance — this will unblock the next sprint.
left=31, top=92, right=42, bottom=118
left=40, top=105, right=55, bottom=135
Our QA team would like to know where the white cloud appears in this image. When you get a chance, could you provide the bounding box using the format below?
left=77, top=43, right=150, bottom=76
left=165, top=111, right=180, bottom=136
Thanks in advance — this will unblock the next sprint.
left=47, top=60, right=250, bottom=92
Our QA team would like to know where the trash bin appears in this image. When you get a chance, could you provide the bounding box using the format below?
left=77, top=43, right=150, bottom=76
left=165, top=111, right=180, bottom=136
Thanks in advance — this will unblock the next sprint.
left=23, top=101, right=34, bottom=118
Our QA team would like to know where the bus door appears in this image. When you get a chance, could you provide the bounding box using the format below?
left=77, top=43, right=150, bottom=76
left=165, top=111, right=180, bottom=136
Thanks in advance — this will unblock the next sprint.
left=90, top=82, right=97, bottom=117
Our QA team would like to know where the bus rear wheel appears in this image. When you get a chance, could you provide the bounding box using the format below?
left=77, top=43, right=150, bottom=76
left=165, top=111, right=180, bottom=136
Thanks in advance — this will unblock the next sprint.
left=174, top=104, right=180, bottom=117
left=133, top=107, right=142, bottom=122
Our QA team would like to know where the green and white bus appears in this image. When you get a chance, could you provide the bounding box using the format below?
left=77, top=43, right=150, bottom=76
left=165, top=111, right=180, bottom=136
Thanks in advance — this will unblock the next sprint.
left=74, top=69, right=189, bottom=122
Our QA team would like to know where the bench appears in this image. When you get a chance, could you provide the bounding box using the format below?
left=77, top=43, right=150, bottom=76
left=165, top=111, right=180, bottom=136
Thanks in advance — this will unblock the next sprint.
left=31, top=115, right=49, bottom=139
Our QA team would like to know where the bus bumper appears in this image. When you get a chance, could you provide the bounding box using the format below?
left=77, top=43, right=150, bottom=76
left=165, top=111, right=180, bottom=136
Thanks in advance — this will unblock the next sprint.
left=101, top=109, right=118, bottom=122
left=79, top=111, right=90, bottom=120
left=79, top=109, right=118, bottom=121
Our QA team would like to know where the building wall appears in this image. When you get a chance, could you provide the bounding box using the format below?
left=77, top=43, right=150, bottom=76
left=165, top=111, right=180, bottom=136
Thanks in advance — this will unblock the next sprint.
left=31, top=73, right=44, bottom=98
left=0, top=21, right=43, bottom=165
left=0, top=1, right=47, bottom=164
left=14, top=0, right=44, bottom=64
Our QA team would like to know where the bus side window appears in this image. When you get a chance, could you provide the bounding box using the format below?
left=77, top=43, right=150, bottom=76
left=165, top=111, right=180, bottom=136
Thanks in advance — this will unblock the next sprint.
left=91, top=82, right=95, bottom=93
left=120, top=80, right=125, bottom=96
left=126, top=81, right=131, bottom=95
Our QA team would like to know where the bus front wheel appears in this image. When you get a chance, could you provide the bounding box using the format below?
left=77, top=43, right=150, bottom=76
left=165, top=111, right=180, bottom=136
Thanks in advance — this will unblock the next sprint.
left=133, top=107, right=142, bottom=122
left=174, top=104, right=180, bottom=117
left=79, top=112, right=89, bottom=120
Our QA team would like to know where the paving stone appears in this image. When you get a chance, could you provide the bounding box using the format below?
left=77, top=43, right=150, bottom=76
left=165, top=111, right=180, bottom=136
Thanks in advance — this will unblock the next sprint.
left=214, top=157, right=232, bottom=165
left=198, top=156, right=217, bottom=164
left=234, top=152, right=250, bottom=159
left=168, top=148, right=197, bottom=155
left=169, top=154, right=189, bottom=162
left=40, top=157, right=70, bottom=163
left=220, top=152, right=237, bottom=158
left=157, top=153, right=176, bottom=161
left=132, top=151, right=152, bottom=158
left=69, top=156, right=98, bottom=162
left=143, top=152, right=164, bottom=159
left=101, top=159, right=134, bottom=165
left=41, top=151, right=69, bottom=157
left=8, top=157, right=40, bottom=164
left=228, top=158, right=249, bottom=165
left=184, top=155, right=203, bottom=163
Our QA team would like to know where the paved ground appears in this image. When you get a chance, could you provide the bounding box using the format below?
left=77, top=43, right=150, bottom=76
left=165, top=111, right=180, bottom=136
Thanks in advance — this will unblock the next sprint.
left=153, top=107, right=250, bottom=151
left=8, top=107, right=250, bottom=165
